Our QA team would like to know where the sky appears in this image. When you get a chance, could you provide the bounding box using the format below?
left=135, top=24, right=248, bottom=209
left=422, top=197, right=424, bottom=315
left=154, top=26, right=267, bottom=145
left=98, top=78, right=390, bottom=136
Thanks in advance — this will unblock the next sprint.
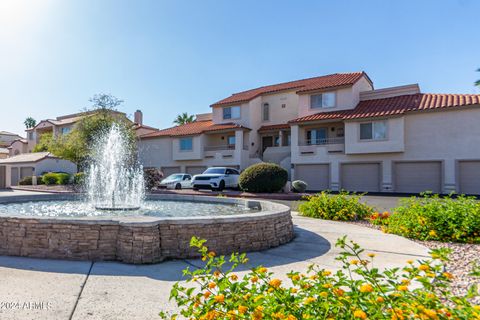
left=0, top=0, right=479, bottom=136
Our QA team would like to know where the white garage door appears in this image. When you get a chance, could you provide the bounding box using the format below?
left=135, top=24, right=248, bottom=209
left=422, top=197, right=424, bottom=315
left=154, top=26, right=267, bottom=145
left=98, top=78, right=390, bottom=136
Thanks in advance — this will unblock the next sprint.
left=458, top=161, right=480, bottom=195
left=161, top=166, right=181, bottom=177
left=341, top=163, right=381, bottom=192
left=186, top=166, right=207, bottom=175
left=294, top=164, right=329, bottom=191
left=394, top=161, right=442, bottom=194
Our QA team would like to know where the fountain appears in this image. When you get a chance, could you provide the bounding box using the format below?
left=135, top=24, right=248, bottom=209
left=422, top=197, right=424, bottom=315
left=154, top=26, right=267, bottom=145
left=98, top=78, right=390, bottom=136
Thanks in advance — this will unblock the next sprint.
left=86, top=124, right=144, bottom=211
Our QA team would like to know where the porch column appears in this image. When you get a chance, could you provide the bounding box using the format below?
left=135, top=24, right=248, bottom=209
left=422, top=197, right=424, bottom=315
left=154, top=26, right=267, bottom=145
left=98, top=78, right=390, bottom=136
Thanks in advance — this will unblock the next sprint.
left=278, top=130, right=283, bottom=147
left=234, top=130, right=244, bottom=167
left=290, top=125, right=299, bottom=161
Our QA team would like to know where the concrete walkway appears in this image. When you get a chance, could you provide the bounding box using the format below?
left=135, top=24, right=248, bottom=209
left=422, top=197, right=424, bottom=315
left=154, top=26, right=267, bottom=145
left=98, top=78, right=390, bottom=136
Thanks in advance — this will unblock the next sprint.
left=0, top=212, right=429, bottom=320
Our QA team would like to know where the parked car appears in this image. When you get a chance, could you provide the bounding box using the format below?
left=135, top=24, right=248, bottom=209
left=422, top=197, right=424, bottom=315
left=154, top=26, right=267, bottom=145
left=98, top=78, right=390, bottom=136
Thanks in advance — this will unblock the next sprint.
left=159, top=173, right=192, bottom=189
left=192, top=167, right=240, bottom=191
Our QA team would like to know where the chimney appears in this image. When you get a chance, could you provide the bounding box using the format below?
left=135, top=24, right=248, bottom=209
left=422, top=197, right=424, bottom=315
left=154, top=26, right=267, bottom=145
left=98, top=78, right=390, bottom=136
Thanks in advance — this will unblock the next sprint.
left=134, top=110, right=143, bottom=125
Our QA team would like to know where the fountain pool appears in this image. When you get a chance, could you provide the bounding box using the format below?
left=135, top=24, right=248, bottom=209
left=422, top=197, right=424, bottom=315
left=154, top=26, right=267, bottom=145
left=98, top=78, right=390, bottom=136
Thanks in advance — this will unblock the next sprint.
left=0, top=125, right=294, bottom=263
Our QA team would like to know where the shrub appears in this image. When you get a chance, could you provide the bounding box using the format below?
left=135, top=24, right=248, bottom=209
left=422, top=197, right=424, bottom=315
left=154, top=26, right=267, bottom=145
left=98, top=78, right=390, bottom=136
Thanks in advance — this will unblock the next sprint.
left=19, top=176, right=33, bottom=185
left=291, top=180, right=308, bottom=193
left=37, top=176, right=45, bottom=185
left=238, top=163, right=288, bottom=193
left=55, top=173, right=71, bottom=185
left=381, top=194, right=480, bottom=243
left=144, top=168, right=163, bottom=190
left=42, top=173, right=58, bottom=185
left=73, top=172, right=85, bottom=185
left=160, top=236, right=479, bottom=320
left=299, top=191, right=374, bottom=221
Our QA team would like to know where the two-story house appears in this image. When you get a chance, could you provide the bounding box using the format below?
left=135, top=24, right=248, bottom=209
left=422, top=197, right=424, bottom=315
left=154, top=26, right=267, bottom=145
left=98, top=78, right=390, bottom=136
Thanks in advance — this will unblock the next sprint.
left=25, top=110, right=157, bottom=153
left=138, top=72, right=480, bottom=194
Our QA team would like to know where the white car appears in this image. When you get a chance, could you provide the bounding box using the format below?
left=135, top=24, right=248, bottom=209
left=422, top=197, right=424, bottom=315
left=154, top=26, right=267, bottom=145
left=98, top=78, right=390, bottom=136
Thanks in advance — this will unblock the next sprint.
left=159, top=173, right=192, bottom=190
left=192, top=167, right=240, bottom=191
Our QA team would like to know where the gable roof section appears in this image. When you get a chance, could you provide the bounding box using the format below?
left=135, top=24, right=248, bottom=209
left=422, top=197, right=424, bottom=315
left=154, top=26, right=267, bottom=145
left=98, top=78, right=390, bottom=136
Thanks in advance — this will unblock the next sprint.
left=258, top=123, right=291, bottom=132
left=211, top=72, right=369, bottom=107
left=290, top=93, right=480, bottom=123
left=140, top=120, right=250, bottom=139
left=0, top=152, right=57, bottom=164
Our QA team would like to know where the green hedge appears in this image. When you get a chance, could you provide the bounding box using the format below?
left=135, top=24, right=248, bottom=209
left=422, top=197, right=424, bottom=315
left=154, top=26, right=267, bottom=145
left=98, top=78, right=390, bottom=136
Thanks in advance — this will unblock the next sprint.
left=378, top=194, right=480, bottom=243
left=238, top=163, right=288, bottom=193
left=299, top=191, right=374, bottom=221
left=41, top=172, right=72, bottom=185
left=73, top=172, right=85, bottom=185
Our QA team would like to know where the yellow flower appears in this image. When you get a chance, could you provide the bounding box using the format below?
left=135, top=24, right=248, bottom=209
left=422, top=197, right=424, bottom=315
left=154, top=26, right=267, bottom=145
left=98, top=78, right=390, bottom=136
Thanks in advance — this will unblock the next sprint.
left=442, top=272, right=454, bottom=279
left=406, top=260, right=414, bottom=264
left=322, top=270, right=332, bottom=276
left=303, top=297, right=316, bottom=304
left=333, top=288, right=345, bottom=296
left=290, top=288, right=298, bottom=293
left=418, top=264, right=429, bottom=271
left=322, top=283, right=332, bottom=289
left=319, top=291, right=328, bottom=298
left=426, top=272, right=435, bottom=278
left=428, top=230, right=437, bottom=237
left=230, top=274, right=238, bottom=281
left=353, top=310, right=367, bottom=319
left=213, top=270, right=221, bottom=277
left=309, top=275, right=319, bottom=280
left=350, top=259, right=359, bottom=265
left=376, top=296, right=384, bottom=303
left=258, top=267, right=268, bottom=273
left=397, top=285, right=408, bottom=291
left=269, top=278, right=282, bottom=288
left=359, top=284, right=374, bottom=293
left=208, top=251, right=216, bottom=257
left=291, top=274, right=300, bottom=281
left=423, top=309, right=438, bottom=319
left=202, top=256, right=207, bottom=261
left=214, top=294, right=224, bottom=303
left=251, top=276, right=259, bottom=283
left=368, top=253, right=376, bottom=258
left=238, top=305, right=248, bottom=314
left=208, top=282, right=216, bottom=289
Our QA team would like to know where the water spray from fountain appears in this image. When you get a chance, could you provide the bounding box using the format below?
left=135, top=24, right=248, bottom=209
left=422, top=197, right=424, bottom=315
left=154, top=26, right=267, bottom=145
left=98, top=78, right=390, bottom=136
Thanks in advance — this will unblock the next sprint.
left=86, top=124, right=145, bottom=210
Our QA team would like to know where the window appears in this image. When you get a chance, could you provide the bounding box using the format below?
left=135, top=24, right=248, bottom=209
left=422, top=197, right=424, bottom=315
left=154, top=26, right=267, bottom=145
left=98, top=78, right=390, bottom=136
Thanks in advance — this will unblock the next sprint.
left=227, top=136, right=235, bottom=145
left=179, top=137, right=193, bottom=151
left=262, top=103, right=269, bottom=121
left=310, top=92, right=336, bottom=109
left=226, top=168, right=239, bottom=175
left=306, top=128, right=327, bottom=145
left=360, top=121, right=387, bottom=140
left=28, top=132, right=34, bottom=140
left=61, top=127, right=71, bottom=135
left=336, top=127, right=344, bottom=138
left=223, top=106, right=241, bottom=119
left=274, top=136, right=280, bottom=147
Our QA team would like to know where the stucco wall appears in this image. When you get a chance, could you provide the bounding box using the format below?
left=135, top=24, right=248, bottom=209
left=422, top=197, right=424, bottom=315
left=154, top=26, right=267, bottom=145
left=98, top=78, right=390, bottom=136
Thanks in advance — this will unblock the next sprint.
left=35, top=158, right=77, bottom=175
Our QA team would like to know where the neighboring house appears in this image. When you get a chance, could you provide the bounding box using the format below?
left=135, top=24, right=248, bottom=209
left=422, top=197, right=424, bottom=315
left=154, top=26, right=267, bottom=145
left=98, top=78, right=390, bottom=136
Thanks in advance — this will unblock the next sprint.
left=25, top=110, right=157, bottom=153
left=0, top=131, right=23, bottom=148
left=0, top=152, right=77, bottom=187
left=0, top=148, right=9, bottom=159
left=7, top=138, right=28, bottom=156
left=138, top=71, right=480, bottom=194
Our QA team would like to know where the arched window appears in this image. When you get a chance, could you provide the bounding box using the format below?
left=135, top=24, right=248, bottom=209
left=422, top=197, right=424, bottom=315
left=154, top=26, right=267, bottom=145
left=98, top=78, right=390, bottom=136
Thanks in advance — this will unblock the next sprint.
left=262, top=103, right=269, bottom=121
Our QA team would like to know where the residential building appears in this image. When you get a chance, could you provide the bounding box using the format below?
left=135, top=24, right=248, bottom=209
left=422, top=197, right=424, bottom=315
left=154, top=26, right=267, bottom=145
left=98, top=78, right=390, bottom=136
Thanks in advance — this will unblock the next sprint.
left=138, top=72, right=480, bottom=194
left=0, top=131, right=23, bottom=148
left=0, top=152, right=77, bottom=187
left=25, top=110, right=157, bottom=153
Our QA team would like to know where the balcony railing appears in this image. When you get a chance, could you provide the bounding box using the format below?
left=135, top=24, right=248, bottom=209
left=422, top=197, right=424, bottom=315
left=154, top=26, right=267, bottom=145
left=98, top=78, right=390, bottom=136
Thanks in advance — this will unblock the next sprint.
left=299, top=137, right=345, bottom=146
left=204, top=145, right=249, bottom=152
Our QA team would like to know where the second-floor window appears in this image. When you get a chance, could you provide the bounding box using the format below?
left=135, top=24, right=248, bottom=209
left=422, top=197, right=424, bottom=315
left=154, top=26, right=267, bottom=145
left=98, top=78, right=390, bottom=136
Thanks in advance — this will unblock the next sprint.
left=28, top=132, right=34, bottom=140
left=61, top=127, right=71, bottom=135
left=310, top=92, right=336, bottom=109
left=360, top=121, right=387, bottom=140
left=179, top=137, right=193, bottom=151
left=262, top=103, right=269, bottom=121
left=223, top=106, right=240, bottom=120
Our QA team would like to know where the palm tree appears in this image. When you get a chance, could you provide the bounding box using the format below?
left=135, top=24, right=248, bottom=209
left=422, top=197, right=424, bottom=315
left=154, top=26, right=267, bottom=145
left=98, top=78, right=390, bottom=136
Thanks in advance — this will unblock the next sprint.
left=476, top=68, right=480, bottom=87
left=24, top=117, right=36, bottom=129
left=173, top=113, right=195, bottom=125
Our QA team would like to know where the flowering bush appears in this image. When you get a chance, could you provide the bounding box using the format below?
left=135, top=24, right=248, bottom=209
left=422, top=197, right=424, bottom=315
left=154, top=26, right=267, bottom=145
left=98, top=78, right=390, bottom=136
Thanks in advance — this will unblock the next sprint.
left=299, top=191, right=374, bottom=221
left=160, top=236, right=479, bottom=319
left=369, top=211, right=391, bottom=227
left=378, top=194, right=480, bottom=243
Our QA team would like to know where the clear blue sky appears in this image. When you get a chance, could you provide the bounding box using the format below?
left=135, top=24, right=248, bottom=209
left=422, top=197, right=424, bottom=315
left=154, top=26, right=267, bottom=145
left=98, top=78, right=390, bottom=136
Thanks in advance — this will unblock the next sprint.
left=0, top=0, right=479, bottom=136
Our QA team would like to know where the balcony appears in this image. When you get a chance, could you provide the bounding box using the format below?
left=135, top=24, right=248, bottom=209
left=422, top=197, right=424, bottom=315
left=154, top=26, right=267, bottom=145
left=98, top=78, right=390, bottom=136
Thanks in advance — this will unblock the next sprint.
left=204, top=144, right=248, bottom=159
left=298, top=137, right=345, bottom=154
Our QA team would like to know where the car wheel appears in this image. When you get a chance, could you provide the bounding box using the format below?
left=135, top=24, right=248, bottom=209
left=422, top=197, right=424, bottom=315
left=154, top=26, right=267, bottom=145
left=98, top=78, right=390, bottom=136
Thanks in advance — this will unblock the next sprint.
left=175, top=183, right=181, bottom=190
left=217, top=180, right=225, bottom=191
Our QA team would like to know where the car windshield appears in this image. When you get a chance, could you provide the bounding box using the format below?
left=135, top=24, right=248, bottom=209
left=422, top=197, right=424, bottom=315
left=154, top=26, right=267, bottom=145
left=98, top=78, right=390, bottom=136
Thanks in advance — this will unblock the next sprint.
left=165, top=174, right=183, bottom=180
left=203, top=168, right=225, bottom=174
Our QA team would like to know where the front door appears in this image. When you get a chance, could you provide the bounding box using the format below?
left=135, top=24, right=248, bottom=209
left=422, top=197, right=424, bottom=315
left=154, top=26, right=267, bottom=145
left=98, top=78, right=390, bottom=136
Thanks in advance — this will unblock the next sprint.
left=262, top=136, right=273, bottom=153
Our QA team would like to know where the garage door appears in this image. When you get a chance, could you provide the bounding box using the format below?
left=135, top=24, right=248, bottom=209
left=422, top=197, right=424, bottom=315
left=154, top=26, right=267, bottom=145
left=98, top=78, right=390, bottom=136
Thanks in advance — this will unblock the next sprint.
left=0, top=166, right=5, bottom=189
left=295, top=164, right=329, bottom=191
left=458, top=161, right=480, bottom=195
left=161, top=166, right=181, bottom=177
left=341, top=163, right=381, bottom=192
left=20, top=167, right=34, bottom=179
left=11, top=167, right=19, bottom=186
left=186, top=166, right=207, bottom=175
left=394, top=162, right=441, bottom=193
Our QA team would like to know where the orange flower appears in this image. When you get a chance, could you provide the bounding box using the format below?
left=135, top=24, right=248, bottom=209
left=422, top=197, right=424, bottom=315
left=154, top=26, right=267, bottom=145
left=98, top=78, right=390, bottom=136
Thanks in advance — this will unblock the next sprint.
left=203, top=291, right=211, bottom=298
left=208, top=282, right=216, bottom=289
left=230, top=274, right=238, bottom=281
left=376, top=296, right=384, bottom=303
left=238, top=305, right=248, bottom=314
left=258, top=267, right=268, bottom=273
left=418, top=264, right=429, bottom=271
left=359, top=284, right=374, bottom=293
left=269, top=278, right=282, bottom=288
left=397, top=285, right=408, bottom=291
left=333, top=288, right=345, bottom=296
left=213, top=270, right=221, bottom=278
left=208, top=251, right=216, bottom=257
left=214, top=294, right=224, bottom=303
left=353, top=310, right=367, bottom=319
left=251, top=276, right=259, bottom=283
left=442, top=272, right=454, bottom=280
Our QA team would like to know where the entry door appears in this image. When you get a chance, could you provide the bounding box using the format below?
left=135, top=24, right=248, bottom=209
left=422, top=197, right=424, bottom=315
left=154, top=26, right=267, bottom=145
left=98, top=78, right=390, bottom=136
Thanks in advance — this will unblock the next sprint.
left=262, top=136, right=273, bottom=152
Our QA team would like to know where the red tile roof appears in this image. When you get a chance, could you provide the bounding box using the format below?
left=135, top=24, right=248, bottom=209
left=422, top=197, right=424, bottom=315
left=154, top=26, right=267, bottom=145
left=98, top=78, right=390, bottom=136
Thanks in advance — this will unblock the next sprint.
left=289, top=93, right=480, bottom=123
left=211, top=72, right=370, bottom=107
left=258, top=123, right=291, bottom=132
left=139, top=120, right=249, bottom=138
